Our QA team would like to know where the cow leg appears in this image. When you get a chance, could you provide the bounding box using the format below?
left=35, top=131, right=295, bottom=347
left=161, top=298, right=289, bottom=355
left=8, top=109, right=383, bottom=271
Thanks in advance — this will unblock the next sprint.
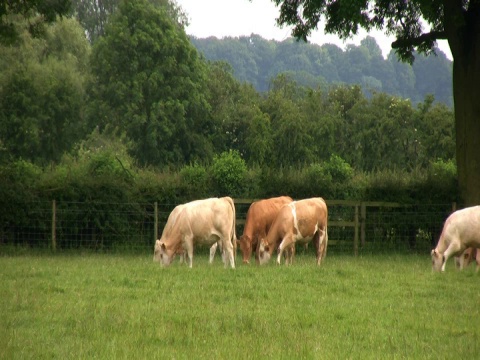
left=313, top=232, right=321, bottom=265
left=277, top=235, right=293, bottom=265
left=285, top=245, right=295, bottom=265
left=209, top=242, right=218, bottom=264
left=442, top=242, right=463, bottom=272
left=475, top=249, right=480, bottom=272
left=221, top=239, right=235, bottom=269
left=183, top=237, right=194, bottom=268
left=454, top=255, right=462, bottom=270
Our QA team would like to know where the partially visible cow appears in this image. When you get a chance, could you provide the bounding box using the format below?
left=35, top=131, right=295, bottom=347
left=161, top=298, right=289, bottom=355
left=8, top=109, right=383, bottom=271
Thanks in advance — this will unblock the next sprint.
left=258, top=197, right=328, bottom=266
left=455, top=247, right=480, bottom=272
left=154, top=203, right=221, bottom=264
left=154, top=197, right=236, bottom=268
left=431, top=205, right=480, bottom=272
left=237, top=196, right=293, bottom=264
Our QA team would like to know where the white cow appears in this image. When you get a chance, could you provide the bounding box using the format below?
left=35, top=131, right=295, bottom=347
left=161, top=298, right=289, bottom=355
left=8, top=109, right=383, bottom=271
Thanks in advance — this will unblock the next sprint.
left=154, top=197, right=236, bottom=268
left=431, top=205, right=480, bottom=272
left=155, top=203, right=220, bottom=264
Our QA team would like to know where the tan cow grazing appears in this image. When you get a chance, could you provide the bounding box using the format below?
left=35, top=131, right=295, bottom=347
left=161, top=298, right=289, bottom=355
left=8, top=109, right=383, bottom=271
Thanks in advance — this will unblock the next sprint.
left=258, top=197, right=328, bottom=266
left=237, top=196, right=293, bottom=264
left=455, top=247, right=480, bottom=272
left=154, top=203, right=221, bottom=264
left=431, top=205, right=480, bottom=272
left=153, top=197, right=237, bottom=268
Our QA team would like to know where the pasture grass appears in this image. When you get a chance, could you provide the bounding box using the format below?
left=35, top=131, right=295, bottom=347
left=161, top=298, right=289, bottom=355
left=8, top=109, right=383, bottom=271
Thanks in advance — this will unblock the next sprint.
left=1, top=252, right=479, bottom=359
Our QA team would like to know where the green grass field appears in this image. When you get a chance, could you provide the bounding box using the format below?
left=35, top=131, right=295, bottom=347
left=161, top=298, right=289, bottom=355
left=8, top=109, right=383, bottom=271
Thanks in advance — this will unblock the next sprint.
left=1, top=252, right=479, bottom=359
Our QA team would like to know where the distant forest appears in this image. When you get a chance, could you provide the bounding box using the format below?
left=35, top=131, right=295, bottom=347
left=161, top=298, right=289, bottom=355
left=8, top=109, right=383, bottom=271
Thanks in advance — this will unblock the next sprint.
left=191, top=34, right=453, bottom=108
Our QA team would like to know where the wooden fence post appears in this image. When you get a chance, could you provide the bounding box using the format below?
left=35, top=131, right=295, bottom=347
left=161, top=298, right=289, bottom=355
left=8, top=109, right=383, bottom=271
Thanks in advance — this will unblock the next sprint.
left=154, top=202, right=158, bottom=242
left=354, top=205, right=359, bottom=256
left=360, top=202, right=366, bottom=248
left=52, top=200, right=56, bottom=251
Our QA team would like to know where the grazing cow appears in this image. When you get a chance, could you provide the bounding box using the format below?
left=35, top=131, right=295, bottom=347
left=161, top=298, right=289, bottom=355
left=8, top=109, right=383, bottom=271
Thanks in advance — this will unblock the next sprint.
left=154, top=203, right=221, bottom=264
left=154, top=197, right=236, bottom=268
left=258, top=197, right=328, bottom=266
left=455, top=247, right=480, bottom=272
left=431, top=206, right=480, bottom=272
left=237, top=196, right=293, bottom=264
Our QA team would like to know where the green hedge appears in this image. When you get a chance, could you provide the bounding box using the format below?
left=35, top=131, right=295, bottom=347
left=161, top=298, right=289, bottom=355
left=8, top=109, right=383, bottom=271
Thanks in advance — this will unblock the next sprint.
left=0, top=155, right=458, bottom=251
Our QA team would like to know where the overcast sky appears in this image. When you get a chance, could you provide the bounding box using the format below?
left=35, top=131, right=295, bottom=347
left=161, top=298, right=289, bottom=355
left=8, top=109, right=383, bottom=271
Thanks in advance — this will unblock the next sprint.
left=175, top=0, right=452, bottom=60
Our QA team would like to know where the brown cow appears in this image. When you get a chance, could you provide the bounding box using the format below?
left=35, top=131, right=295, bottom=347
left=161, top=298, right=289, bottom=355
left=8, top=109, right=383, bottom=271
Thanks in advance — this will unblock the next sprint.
left=153, top=197, right=236, bottom=268
left=237, top=196, right=293, bottom=264
left=258, top=197, right=328, bottom=266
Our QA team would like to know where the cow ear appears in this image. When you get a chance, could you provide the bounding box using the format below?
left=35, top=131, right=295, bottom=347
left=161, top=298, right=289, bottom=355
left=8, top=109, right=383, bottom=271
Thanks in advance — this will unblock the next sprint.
left=161, top=243, right=166, bottom=251
left=431, top=249, right=436, bottom=257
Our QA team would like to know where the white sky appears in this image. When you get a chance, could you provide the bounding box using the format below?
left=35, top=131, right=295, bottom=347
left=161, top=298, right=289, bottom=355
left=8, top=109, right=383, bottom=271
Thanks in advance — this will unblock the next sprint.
left=176, top=0, right=452, bottom=60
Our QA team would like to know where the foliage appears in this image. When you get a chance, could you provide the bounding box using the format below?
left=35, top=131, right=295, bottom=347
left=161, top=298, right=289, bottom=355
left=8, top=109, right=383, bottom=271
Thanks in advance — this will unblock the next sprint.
left=191, top=34, right=453, bottom=107
left=0, top=0, right=71, bottom=45
left=179, top=162, right=209, bottom=198
left=88, top=0, right=212, bottom=167
left=270, top=0, right=480, bottom=212
left=322, top=154, right=354, bottom=182
left=0, top=18, right=90, bottom=165
left=210, top=150, right=247, bottom=197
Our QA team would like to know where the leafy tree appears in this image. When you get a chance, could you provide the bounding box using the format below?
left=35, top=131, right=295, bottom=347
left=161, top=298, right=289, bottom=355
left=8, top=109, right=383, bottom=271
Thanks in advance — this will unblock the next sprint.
left=72, top=0, right=187, bottom=43
left=71, top=0, right=119, bottom=43
left=88, top=0, right=212, bottom=167
left=263, top=75, right=314, bottom=166
left=0, top=0, right=71, bottom=45
left=271, top=0, right=480, bottom=205
left=416, top=95, right=455, bottom=166
left=0, top=18, right=90, bottom=164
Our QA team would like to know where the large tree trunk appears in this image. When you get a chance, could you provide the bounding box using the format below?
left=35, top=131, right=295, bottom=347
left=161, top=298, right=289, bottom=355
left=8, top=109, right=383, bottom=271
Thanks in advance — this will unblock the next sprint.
left=453, top=54, right=480, bottom=206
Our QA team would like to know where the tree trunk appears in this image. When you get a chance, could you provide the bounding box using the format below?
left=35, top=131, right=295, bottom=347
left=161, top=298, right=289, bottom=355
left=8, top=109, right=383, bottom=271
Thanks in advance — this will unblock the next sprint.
left=453, top=53, right=480, bottom=206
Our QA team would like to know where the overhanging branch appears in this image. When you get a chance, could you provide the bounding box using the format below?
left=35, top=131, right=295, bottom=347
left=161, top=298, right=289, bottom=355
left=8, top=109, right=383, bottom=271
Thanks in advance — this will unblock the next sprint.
left=391, top=30, right=447, bottom=49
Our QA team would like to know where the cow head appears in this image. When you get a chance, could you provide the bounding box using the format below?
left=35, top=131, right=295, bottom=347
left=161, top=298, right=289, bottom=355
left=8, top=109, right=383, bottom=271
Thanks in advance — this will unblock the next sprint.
left=153, top=239, right=174, bottom=266
left=431, top=249, right=445, bottom=272
left=258, top=239, right=271, bottom=265
left=238, top=235, right=252, bottom=264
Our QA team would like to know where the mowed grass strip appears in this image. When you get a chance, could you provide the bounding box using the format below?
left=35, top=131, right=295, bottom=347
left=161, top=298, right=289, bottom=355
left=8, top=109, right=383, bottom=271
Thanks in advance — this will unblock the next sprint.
left=0, top=253, right=479, bottom=359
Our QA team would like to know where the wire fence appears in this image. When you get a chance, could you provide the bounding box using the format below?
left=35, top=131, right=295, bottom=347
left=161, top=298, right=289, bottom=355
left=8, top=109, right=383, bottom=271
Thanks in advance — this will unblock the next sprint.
left=0, top=200, right=456, bottom=255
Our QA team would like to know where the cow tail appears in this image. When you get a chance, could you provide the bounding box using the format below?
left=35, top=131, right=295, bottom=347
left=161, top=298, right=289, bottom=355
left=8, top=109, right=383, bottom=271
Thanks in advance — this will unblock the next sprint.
left=227, top=196, right=237, bottom=257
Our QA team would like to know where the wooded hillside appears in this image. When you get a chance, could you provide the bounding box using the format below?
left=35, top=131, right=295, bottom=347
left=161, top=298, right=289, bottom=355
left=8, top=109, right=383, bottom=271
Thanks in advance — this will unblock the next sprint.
left=191, top=34, right=453, bottom=107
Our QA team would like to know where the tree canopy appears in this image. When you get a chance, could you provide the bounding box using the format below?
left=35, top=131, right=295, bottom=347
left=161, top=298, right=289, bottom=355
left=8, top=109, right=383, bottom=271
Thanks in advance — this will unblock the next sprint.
left=88, top=0, right=212, bottom=166
left=0, top=0, right=71, bottom=45
left=271, top=0, right=480, bottom=205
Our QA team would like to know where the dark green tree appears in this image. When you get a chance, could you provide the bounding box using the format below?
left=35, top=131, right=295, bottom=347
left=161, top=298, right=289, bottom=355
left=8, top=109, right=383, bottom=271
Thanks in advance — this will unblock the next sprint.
left=416, top=95, right=455, bottom=165
left=272, top=0, right=480, bottom=204
left=0, top=18, right=90, bottom=164
left=0, top=0, right=71, bottom=45
left=72, top=0, right=187, bottom=43
left=263, top=75, right=314, bottom=166
left=88, top=0, right=212, bottom=167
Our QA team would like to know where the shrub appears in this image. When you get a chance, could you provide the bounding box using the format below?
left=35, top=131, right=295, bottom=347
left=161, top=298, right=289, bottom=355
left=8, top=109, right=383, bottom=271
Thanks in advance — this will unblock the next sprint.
left=179, top=163, right=209, bottom=198
left=210, top=150, right=247, bottom=197
left=322, top=154, right=354, bottom=182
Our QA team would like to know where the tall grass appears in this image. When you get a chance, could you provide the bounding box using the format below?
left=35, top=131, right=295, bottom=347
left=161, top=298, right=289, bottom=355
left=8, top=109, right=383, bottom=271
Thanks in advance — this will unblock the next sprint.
left=1, top=253, right=478, bottom=359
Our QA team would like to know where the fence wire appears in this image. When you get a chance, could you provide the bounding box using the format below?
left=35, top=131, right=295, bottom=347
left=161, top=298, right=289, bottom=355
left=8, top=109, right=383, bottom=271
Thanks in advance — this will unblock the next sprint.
left=0, top=200, right=455, bottom=255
